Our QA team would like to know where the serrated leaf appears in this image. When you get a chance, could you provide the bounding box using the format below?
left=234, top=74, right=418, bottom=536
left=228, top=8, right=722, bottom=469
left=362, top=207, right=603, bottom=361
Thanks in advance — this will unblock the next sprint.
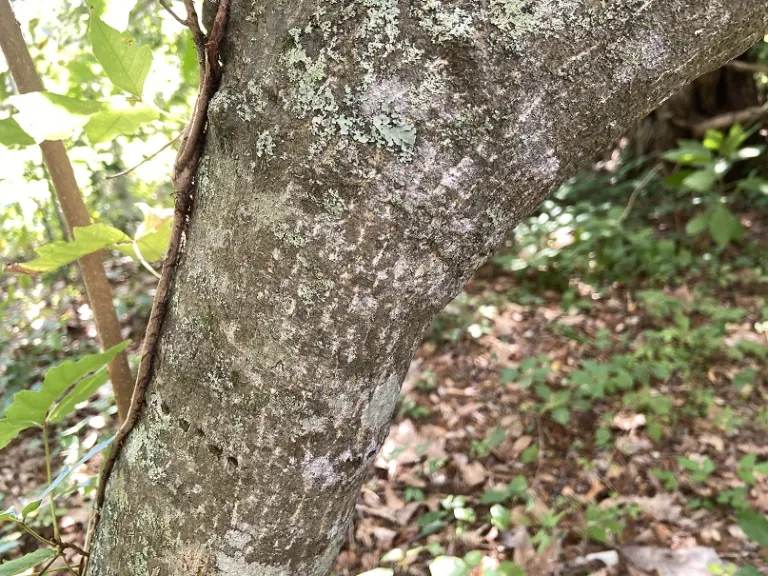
left=737, top=510, right=768, bottom=546
left=0, top=117, right=35, bottom=148
left=0, top=548, right=57, bottom=576
left=84, top=100, right=160, bottom=143
left=6, top=223, right=131, bottom=273
left=89, top=17, right=152, bottom=97
left=0, top=341, right=129, bottom=450
left=429, top=556, right=470, bottom=576
left=708, top=204, right=742, bottom=249
left=7, top=92, right=101, bottom=143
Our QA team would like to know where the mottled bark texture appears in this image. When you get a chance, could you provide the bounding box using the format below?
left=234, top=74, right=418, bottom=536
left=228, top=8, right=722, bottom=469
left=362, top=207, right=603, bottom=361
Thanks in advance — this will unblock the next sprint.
left=87, top=1, right=767, bottom=574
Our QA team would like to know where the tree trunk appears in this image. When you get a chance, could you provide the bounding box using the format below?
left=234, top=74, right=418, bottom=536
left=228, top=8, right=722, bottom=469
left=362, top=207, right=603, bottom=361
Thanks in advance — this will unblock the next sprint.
left=86, top=2, right=767, bottom=574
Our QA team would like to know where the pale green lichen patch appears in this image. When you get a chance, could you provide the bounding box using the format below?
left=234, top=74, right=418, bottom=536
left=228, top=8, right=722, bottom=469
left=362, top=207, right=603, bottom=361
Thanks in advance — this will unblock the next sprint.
left=486, top=0, right=576, bottom=46
left=415, top=0, right=476, bottom=42
left=255, top=130, right=275, bottom=157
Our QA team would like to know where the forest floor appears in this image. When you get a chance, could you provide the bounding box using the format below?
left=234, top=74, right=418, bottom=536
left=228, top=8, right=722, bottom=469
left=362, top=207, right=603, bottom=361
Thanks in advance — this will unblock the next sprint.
left=1, top=195, right=767, bottom=576
left=335, top=261, right=768, bottom=576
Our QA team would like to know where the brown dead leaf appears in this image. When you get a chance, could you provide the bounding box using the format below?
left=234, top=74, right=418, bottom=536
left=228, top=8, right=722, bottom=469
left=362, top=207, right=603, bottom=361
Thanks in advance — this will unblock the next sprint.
left=621, top=546, right=723, bottom=576
left=511, top=435, right=533, bottom=455
left=461, top=461, right=487, bottom=487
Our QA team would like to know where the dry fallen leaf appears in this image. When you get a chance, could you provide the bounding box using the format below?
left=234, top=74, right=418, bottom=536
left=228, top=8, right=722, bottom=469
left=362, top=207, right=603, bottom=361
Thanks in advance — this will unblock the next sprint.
left=621, top=546, right=723, bottom=576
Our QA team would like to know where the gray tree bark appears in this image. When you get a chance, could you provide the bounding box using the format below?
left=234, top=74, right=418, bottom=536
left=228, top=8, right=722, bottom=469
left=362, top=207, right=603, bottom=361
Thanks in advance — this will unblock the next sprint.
left=86, top=1, right=767, bottom=574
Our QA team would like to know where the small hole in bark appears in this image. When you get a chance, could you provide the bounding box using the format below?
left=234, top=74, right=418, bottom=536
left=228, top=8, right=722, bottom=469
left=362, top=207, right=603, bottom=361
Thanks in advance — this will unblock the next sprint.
left=207, top=444, right=223, bottom=457
left=194, top=426, right=205, bottom=437
left=226, top=456, right=239, bottom=471
left=160, top=402, right=171, bottom=415
left=179, top=419, right=190, bottom=432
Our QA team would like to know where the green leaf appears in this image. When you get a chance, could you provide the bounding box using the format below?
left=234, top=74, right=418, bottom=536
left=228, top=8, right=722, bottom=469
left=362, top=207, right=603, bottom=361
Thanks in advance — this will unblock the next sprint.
left=721, top=123, right=748, bottom=158
left=0, top=420, right=38, bottom=454
left=737, top=177, right=768, bottom=195
left=89, top=17, right=153, bottom=97
left=682, top=168, right=717, bottom=192
left=0, top=507, right=19, bottom=523
left=0, top=548, right=57, bottom=576
left=520, top=444, right=538, bottom=464
left=551, top=406, right=570, bottom=425
left=84, top=100, right=160, bottom=143
left=132, top=204, right=173, bottom=262
left=7, top=92, right=101, bottom=143
left=9, top=224, right=130, bottom=273
left=736, top=567, right=761, bottom=576
left=48, top=369, right=109, bottom=423
left=463, top=551, right=483, bottom=567
left=708, top=204, right=742, bottom=249
left=662, top=144, right=712, bottom=166
left=685, top=213, right=709, bottom=237
left=181, top=33, right=200, bottom=87
left=21, top=500, right=41, bottom=519
left=493, top=562, right=527, bottom=576
left=490, top=504, right=511, bottom=530
left=0, top=117, right=35, bottom=148
left=702, top=129, right=724, bottom=151
left=737, top=510, right=768, bottom=546
left=481, top=490, right=509, bottom=504
left=0, top=341, right=130, bottom=450
left=429, top=556, right=470, bottom=576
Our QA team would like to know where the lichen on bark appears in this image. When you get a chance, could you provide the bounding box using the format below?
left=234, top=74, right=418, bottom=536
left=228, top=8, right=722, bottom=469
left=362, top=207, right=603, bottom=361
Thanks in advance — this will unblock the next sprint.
left=86, top=1, right=767, bottom=574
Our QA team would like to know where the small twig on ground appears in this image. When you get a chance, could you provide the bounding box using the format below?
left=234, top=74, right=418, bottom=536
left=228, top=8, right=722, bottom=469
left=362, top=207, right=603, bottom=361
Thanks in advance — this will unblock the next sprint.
left=618, top=164, right=662, bottom=224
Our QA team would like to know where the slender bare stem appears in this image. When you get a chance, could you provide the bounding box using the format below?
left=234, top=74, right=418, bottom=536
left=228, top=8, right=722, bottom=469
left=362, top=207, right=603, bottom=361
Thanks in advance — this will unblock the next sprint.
left=106, top=132, right=183, bottom=180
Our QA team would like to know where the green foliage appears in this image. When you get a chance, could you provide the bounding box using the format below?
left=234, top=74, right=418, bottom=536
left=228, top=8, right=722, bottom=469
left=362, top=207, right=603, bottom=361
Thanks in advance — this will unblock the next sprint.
left=471, top=426, right=506, bottom=458
left=88, top=16, right=153, bottom=97
left=8, top=91, right=102, bottom=143
left=736, top=510, right=768, bottom=546
left=0, top=340, right=128, bottom=449
left=12, top=213, right=172, bottom=273
left=0, top=548, right=57, bottom=576
left=677, top=456, right=715, bottom=484
left=584, top=503, right=638, bottom=544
